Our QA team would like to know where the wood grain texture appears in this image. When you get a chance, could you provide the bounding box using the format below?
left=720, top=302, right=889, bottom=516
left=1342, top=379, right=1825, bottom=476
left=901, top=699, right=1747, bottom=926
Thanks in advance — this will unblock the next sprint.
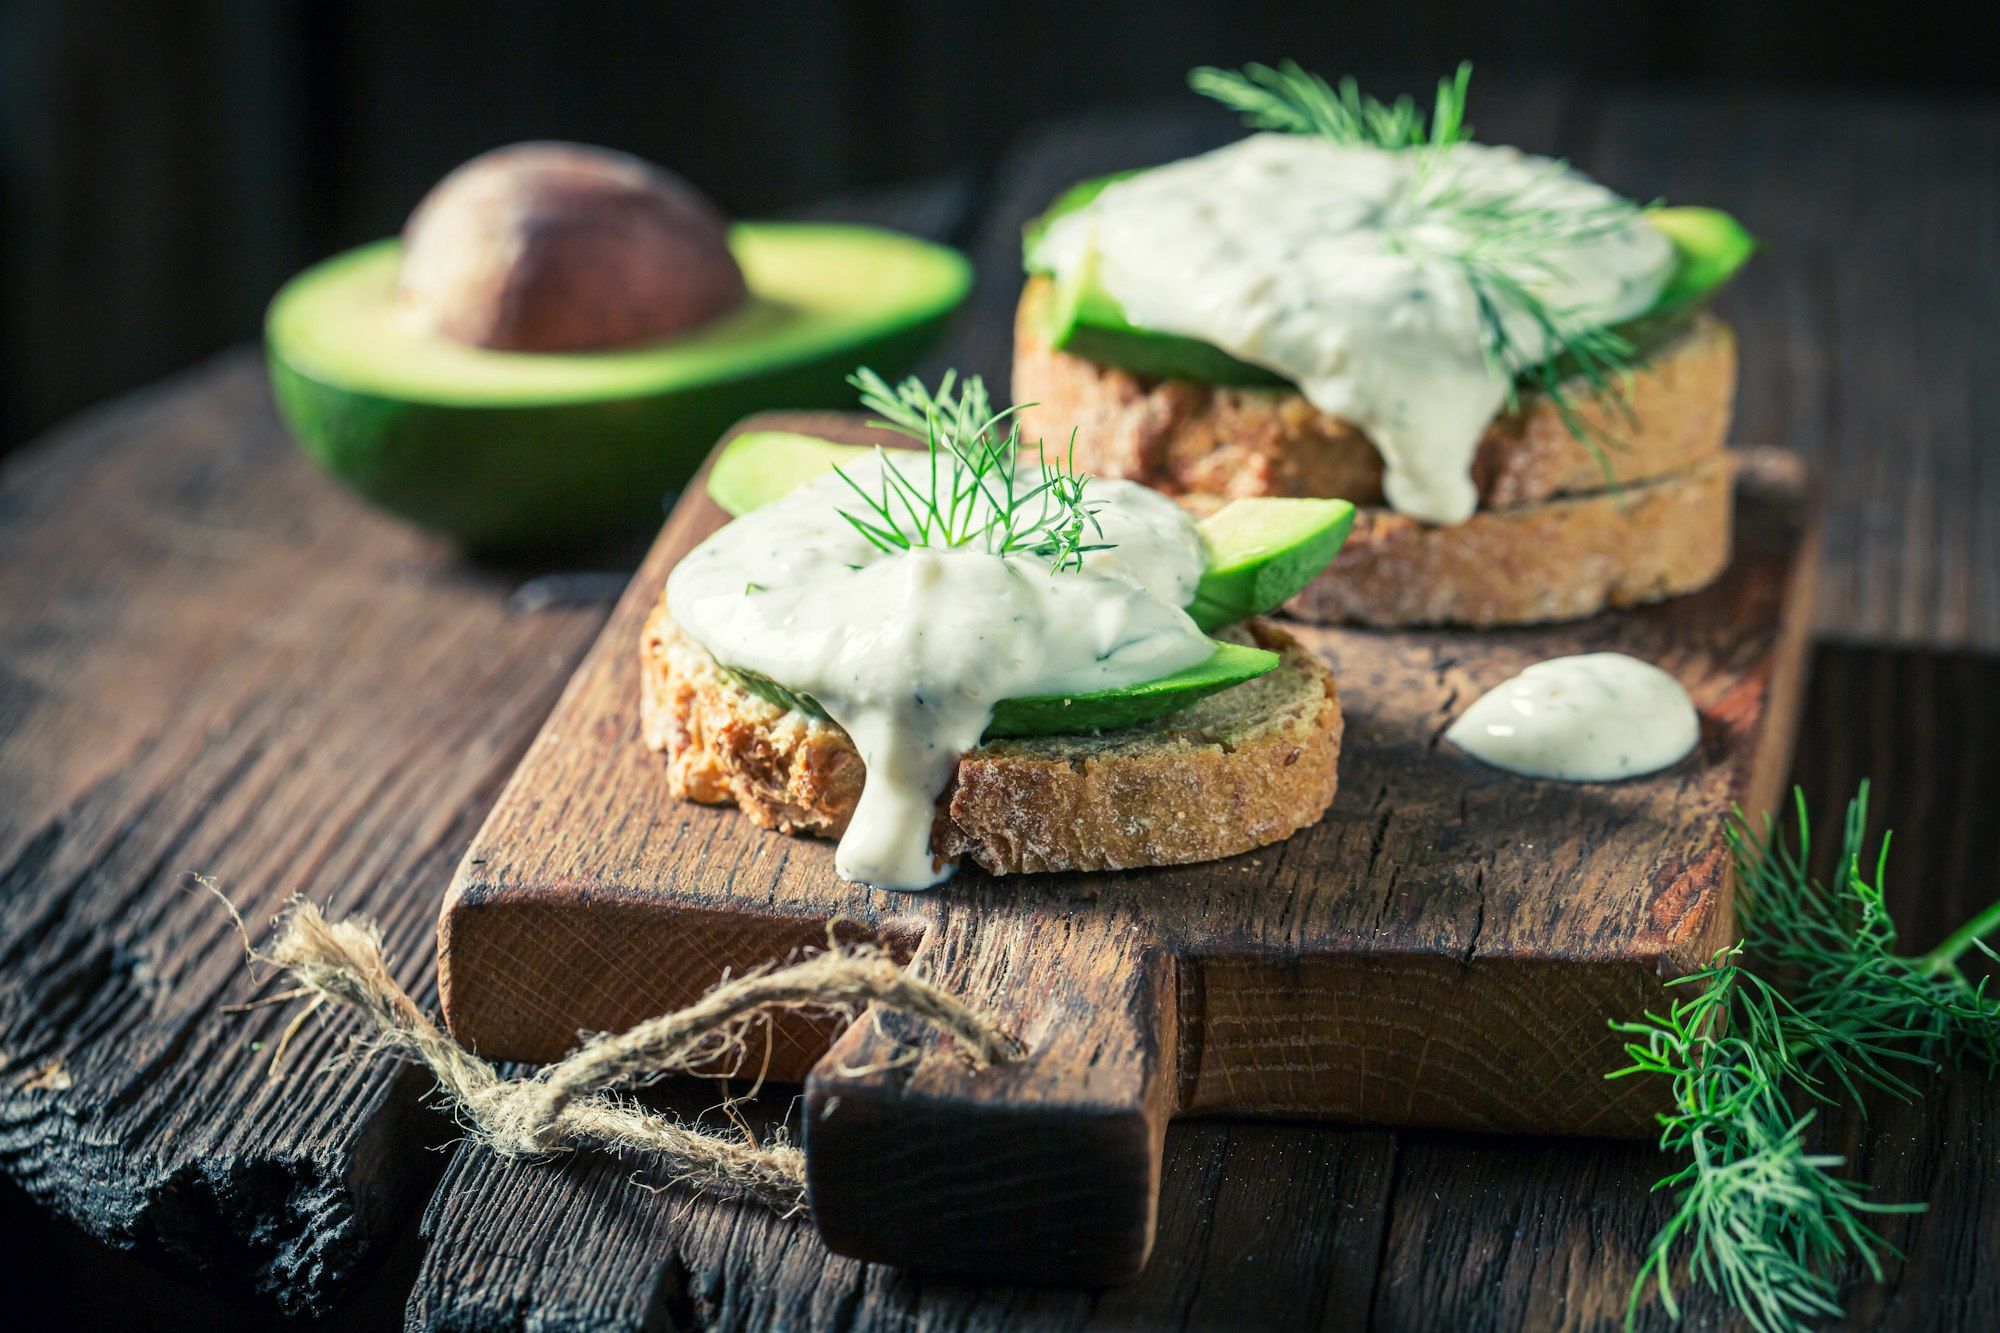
left=407, top=645, right=2000, bottom=1333
left=437, top=410, right=1815, bottom=1279
left=806, top=907, right=1178, bottom=1283
left=5, top=87, right=1997, bottom=1329
left=1588, top=90, right=2000, bottom=652
left=0, top=354, right=616, bottom=1311
left=410, top=1103, right=1400, bottom=1332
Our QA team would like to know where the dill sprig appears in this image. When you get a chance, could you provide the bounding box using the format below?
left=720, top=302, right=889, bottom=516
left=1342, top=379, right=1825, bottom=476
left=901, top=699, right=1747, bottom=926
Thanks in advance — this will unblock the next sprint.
left=839, top=368, right=1109, bottom=574
left=1609, top=784, right=2000, bottom=1333
left=1401, top=161, right=1653, bottom=463
left=1189, top=60, right=1472, bottom=150
left=1190, top=60, right=1651, bottom=476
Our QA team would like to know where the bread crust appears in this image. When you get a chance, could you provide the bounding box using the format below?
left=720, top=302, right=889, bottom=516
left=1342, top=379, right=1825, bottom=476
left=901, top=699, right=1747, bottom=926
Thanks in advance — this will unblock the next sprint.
left=640, top=612, right=1342, bottom=876
left=1012, top=275, right=1736, bottom=511
left=1283, top=454, right=1737, bottom=627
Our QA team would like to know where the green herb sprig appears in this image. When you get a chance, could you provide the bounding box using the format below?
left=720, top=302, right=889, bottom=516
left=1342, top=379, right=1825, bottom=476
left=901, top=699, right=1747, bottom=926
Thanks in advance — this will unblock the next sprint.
left=1404, top=167, right=1652, bottom=461
left=838, top=368, right=1108, bottom=574
left=1610, top=785, right=2000, bottom=1333
left=1188, top=60, right=1472, bottom=151
left=1190, top=60, right=1650, bottom=474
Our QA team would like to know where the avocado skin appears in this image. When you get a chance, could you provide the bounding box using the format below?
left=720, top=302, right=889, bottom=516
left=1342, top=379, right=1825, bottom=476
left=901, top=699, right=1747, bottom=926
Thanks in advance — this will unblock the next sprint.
left=728, top=639, right=1279, bottom=740
left=269, top=328, right=947, bottom=556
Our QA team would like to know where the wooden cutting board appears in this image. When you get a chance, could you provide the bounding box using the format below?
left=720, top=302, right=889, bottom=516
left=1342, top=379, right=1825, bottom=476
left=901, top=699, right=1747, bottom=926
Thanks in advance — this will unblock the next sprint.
left=437, top=413, right=1817, bottom=1284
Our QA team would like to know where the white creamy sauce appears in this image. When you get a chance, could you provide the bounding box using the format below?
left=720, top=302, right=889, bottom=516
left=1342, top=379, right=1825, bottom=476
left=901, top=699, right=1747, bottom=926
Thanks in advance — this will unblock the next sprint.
left=1037, top=135, right=1675, bottom=524
left=665, top=452, right=1213, bottom=890
left=1445, top=653, right=1699, bottom=782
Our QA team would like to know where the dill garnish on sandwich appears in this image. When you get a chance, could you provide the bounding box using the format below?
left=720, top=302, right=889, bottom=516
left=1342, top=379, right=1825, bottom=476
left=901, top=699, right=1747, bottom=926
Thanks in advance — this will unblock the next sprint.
left=1018, top=63, right=1757, bottom=628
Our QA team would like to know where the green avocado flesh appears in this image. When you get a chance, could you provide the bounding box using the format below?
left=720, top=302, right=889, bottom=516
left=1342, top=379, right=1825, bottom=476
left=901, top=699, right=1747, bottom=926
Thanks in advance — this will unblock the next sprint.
left=731, top=639, right=1279, bottom=739
left=1021, top=173, right=1755, bottom=387
left=266, top=224, right=971, bottom=554
left=704, top=430, right=1352, bottom=735
left=1184, top=496, right=1355, bottom=632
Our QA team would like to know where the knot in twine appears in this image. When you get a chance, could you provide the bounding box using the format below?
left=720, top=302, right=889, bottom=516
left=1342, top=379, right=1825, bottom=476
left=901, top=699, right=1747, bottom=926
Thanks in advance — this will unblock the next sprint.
left=234, top=894, right=1017, bottom=1213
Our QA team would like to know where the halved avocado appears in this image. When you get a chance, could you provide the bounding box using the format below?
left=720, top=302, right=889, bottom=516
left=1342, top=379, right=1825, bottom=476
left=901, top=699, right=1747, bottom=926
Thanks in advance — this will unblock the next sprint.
left=266, top=223, right=971, bottom=554
left=732, top=639, right=1280, bottom=740
left=1023, top=173, right=1755, bottom=386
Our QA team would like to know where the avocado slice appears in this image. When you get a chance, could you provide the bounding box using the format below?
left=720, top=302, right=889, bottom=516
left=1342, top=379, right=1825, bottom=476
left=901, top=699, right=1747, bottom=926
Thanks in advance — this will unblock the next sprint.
left=266, top=223, right=971, bottom=554
left=1049, top=249, right=1288, bottom=387
left=1019, top=169, right=1144, bottom=272
left=1023, top=171, right=1755, bottom=386
left=706, top=431, right=1353, bottom=628
left=1185, top=497, right=1355, bottom=631
left=705, top=430, right=868, bottom=516
left=730, top=639, right=1280, bottom=740
left=1645, top=206, right=1758, bottom=316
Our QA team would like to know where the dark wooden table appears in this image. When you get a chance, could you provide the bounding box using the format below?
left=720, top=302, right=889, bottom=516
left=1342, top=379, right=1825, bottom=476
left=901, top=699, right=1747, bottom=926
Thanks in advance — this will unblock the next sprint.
left=5, top=87, right=1998, bottom=1331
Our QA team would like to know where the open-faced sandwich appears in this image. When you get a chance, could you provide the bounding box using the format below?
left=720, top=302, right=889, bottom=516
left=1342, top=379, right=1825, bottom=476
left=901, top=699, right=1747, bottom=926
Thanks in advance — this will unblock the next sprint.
left=1016, top=64, right=1756, bottom=627
left=640, top=371, right=1354, bottom=890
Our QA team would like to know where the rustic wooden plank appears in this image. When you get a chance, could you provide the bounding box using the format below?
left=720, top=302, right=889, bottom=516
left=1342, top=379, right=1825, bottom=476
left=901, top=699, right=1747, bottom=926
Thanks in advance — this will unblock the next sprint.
left=0, top=354, right=616, bottom=1313
left=1591, top=90, right=2000, bottom=652
left=410, top=1105, right=1398, bottom=1331
left=1371, top=646, right=2000, bottom=1333
left=404, top=651, right=2000, bottom=1333
left=431, top=421, right=1810, bottom=1286
left=806, top=906, right=1179, bottom=1284
left=439, top=416, right=1811, bottom=1142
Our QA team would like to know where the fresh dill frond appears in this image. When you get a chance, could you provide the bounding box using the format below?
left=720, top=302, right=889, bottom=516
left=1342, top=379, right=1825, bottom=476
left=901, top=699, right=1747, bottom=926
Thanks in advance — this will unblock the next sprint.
left=1610, top=784, right=2000, bottom=1333
left=1408, top=157, right=1654, bottom=458
left=841, top=368, right=1109, bottom=574
left=1189, top=60, right=1472, bottom=151
left=1191, top=60, right=1652, bottom=479
left=1735, top=786, right=2000, bottom=1083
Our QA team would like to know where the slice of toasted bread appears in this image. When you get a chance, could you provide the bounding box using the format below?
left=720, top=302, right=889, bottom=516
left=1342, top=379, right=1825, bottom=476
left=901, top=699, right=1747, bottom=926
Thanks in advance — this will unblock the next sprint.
left=1012, top=275, right=1736, bottom=511
left=1279, top=454, right=1737, bottom=628
left=640, top=611, right=1342, bottom=876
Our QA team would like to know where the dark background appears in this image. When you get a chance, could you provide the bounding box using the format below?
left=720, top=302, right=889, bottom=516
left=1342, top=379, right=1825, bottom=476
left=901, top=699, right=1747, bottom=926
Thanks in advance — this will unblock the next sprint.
left=2, top=0, right=1993, bottom=454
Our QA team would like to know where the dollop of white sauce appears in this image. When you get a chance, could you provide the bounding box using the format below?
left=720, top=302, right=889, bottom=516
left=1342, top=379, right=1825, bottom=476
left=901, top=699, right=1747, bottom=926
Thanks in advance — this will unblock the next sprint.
left=665, top=452, right=1214, bottom=890
left=1445, top=653, right=1699, bottom=781
left=1037, top=136, right=1675, bottom=525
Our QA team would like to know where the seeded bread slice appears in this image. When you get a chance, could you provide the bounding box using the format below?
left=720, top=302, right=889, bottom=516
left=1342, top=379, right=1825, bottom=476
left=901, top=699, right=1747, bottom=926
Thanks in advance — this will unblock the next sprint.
left=640, top=611, right=1342, bottom=876
left=1275, top=453, right=1737, bottom=628
left=1012, top=275, right=1736, bottom=511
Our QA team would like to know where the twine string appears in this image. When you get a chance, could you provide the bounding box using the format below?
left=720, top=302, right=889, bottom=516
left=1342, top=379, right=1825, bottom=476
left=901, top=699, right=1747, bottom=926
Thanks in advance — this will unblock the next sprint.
left=238, top=897, right=1016, bottom=1212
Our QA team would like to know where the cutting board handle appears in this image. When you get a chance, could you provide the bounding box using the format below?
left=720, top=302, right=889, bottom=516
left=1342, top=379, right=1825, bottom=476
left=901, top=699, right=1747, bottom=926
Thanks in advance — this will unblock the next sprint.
left=804, top=906, right=1176, bottom=1284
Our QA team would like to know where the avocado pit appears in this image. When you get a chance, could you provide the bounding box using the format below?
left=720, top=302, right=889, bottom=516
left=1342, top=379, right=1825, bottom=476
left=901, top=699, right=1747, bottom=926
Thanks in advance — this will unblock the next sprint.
left=397, top=141, right=748, bottom=353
